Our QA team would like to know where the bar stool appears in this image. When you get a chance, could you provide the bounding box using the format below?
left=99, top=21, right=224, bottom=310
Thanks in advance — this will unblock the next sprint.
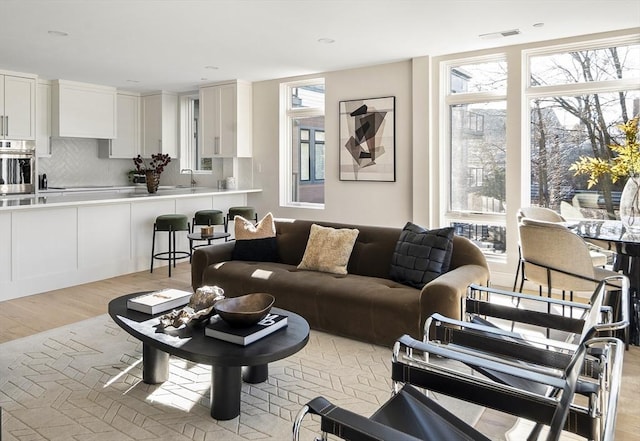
left=189, top=209, right=227, bottom=259
left=151, top=214, right=191, bottom=277
left=225, top=206, right=258, bottom=237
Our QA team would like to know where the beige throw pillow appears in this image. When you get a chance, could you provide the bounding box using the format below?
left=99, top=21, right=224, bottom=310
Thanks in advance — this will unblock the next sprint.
left=297, top=224, right=359, bottom=275
left=234, top=212, right=276, bottom=240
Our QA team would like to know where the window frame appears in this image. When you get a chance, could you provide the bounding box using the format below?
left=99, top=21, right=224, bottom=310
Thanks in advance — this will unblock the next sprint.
left=279, top=78, right=325, bottom=208
left=433, top=32, right=640, bottom=278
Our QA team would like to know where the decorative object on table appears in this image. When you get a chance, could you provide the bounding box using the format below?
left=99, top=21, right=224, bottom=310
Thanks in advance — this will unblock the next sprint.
left=132, top=153, right=172, bottom=194
left=200, top=225, right=214, bottom=237
left=570, top=116, right=640, bottom=231
left=190, top=285, right=225, bottom=310
left=126, top=288, right=191, bottom=314
left=214, top=293, right=275, bottom=327
left=205, top=312, right=287, bottom=345
left=339, top=96, right=395, bottom=182
left=158, top=285, right=224, bottom=328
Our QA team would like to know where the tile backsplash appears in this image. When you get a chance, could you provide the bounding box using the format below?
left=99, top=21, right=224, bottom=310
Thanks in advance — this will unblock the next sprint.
left=37, top=138, right=252, bottom=189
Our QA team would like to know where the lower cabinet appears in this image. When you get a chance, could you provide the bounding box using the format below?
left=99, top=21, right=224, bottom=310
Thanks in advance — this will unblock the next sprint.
left=0, top=191, right=252, bottom=301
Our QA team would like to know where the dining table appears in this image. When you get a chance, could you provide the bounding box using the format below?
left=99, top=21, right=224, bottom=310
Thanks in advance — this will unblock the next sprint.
left=568, top=219, right=639, bottom=345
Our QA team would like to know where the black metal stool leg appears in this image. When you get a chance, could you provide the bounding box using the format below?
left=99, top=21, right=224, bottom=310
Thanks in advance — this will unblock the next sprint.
left=150, top=223, right=156, bottom=273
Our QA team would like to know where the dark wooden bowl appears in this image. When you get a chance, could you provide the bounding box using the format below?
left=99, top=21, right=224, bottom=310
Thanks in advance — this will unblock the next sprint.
left=214, top=293, right=275, bottom=327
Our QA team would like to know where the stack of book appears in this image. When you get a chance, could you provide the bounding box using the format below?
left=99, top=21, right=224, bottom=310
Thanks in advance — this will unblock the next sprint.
left=205, top=313, right=288, bottom=345
left=126, top=289, right=192, bottom=314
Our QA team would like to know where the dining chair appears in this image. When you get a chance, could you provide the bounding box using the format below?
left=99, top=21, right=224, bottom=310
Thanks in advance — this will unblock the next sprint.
left=518, top=218, right=619, bottom=297
left=513, top=207, right=609, bottom=291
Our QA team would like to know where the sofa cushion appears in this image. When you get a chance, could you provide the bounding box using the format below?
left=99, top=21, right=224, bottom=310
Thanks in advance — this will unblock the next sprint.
left=389, top=222, right=454, bottom=289
left=234, top=212, right=275, bottom=240
left=232, top=212, right=279, bottom=262
left=297, top=224, right=359, bottom=275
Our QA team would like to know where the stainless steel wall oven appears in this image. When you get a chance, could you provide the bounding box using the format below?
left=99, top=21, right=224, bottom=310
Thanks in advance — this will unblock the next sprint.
left=0, top=140, right=35, bottom=194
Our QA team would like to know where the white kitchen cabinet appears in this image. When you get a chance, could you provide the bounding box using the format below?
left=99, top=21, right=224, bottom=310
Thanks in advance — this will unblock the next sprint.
left=199, top=80, right=252, bottom=158
left=98, top=92, right=141, bottom=158
left=51, top=80, right=117, bottom=139
left=36, top=80, right=51, bottom=157
left=141, top=92, right=178, bottom=158
left=0, top=71, right=36, bottom=140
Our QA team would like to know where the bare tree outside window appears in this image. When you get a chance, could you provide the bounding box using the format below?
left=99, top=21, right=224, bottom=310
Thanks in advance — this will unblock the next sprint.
left=529, top=43, right=640, bottom=218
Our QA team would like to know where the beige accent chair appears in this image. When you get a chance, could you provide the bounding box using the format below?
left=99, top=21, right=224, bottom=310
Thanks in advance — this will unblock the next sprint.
left=514, top=207, right=608, bottom=291
left=518, top=218, right=619, bottom=297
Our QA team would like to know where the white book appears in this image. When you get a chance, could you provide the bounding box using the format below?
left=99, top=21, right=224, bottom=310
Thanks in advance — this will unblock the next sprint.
left=127, top=289, right=192, bottom=314
left=205, top=313, right=288, bottom=346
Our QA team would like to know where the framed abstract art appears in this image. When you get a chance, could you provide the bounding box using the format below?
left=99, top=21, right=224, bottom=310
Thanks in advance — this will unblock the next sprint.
left=339, top=96, right=396, bottom=182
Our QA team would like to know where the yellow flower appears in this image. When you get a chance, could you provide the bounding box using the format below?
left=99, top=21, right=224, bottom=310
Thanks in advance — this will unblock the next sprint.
left=570, top=116, right=640, bottom=188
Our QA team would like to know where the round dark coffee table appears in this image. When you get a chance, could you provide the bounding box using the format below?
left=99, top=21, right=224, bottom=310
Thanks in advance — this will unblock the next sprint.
left=108, top=292, right=310, bottom=420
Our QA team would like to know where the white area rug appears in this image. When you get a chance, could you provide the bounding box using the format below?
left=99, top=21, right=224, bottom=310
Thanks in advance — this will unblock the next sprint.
left=0, top=315, right=484, bottom=440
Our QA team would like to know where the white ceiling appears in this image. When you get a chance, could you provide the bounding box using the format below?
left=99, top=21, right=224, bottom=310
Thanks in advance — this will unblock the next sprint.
left=1, top=0, right=639, bottom=93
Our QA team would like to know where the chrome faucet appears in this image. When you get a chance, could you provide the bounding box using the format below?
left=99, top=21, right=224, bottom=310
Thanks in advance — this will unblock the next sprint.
left=181, top=168, right=196, bottom=187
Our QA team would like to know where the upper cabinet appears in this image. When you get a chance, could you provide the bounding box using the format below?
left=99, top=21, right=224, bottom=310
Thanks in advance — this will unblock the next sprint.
left=36, top=80, right=51, bottom=157
left=51, top=80, right=117, bottom=139
left=98, top=92, right=141, bottom=158
left=199, top=80, right=252, bottom=158
left=0, top=71, right=36, bottom=140
left=141, top=92, right=178, bottom=158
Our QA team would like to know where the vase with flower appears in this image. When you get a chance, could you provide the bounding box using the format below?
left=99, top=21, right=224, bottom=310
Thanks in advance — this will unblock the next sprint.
left=132, top=153, right=172, bottom=194
left=570, top=116, right=640, bottom=232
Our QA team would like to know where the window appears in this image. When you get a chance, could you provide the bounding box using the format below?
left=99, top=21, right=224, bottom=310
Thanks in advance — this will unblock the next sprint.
left=527, top=41, right=640, bottom=216
left=280, top=79, right=325, bottom=206
left=436, top=32, right=640, bottom=280
left=179, top=94, right=212, bottom=172
left=444, top=57, right=508, bottom=257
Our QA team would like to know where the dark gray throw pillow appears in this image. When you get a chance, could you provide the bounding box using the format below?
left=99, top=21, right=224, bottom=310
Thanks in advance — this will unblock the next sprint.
left=389, top=222, right=455, bottom=289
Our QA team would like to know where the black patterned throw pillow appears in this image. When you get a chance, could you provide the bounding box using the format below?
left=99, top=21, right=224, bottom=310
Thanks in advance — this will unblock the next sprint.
left=389, top=222, right=455, bottom=289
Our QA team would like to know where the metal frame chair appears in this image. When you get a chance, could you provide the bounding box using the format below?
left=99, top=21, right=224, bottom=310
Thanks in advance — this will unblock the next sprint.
left=423, top=277, right=629, bottom=441
left=293, top=331, right=623, bottom=441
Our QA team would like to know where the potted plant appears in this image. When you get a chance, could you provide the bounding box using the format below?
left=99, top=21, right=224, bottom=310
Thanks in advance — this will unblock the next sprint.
left=570, top=116, right=639, bottom=231
left=132, top=153, right=171, bottom=193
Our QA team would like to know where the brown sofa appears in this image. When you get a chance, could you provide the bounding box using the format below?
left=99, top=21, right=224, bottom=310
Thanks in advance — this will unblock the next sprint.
left=191, top=219, right=490, bottom=346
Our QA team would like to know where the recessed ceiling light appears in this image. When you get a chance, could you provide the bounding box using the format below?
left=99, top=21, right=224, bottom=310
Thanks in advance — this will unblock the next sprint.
left=126, top=79, right=140, bottom=83
left=204, top=65, right=219, bottom=70
left=48, top=30, right=69, bottom=37
left=317, top=38, right=335, bottom=44
left=533, top=23, right=545, bottom=28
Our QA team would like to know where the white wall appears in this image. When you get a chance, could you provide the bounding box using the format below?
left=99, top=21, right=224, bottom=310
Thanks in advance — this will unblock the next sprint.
left=249, top=61, right=415, bottom=228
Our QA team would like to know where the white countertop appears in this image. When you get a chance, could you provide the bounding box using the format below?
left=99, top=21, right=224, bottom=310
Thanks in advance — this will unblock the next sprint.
left=0, top=187, right=262, bottom=210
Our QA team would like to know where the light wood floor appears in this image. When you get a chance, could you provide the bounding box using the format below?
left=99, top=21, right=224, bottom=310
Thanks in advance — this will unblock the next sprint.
left=0, top=263, right=638, bottom=439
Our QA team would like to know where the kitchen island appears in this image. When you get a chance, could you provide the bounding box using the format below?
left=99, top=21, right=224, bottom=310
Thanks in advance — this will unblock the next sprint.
left=0, top=187, right=261, bottom=301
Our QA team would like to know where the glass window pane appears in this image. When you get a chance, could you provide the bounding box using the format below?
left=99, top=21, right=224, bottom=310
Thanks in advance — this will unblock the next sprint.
left=291, top=84, right=325, bottom=108
left=530, top=44, right=640, bottom=87
left=300, top=129, right=310, bottom=141
left=315, top=144, right=325, bottom=180
left=451, top=222, right=506, bottom=255
left=530, top=91, right=640, bottom=216
left=291, top=115, right=325, bottom=204
left=300, top=143, right=310, bottom=181
left=450, top=61, right=507, bottom=93
left=450, top=101, right=506, bottom=214
left=315, top=130, right=325, bottom=142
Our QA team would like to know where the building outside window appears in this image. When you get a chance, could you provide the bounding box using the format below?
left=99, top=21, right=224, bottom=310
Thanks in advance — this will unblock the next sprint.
left=444, top=58, right=508, bottom=256
left=280, top=79, right=325, bottom=206
left=438, top=33, right=640, bottom=275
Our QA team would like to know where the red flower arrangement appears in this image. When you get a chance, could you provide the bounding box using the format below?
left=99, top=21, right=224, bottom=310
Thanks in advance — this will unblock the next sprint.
left=132, top=153, right=171, bottom=175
